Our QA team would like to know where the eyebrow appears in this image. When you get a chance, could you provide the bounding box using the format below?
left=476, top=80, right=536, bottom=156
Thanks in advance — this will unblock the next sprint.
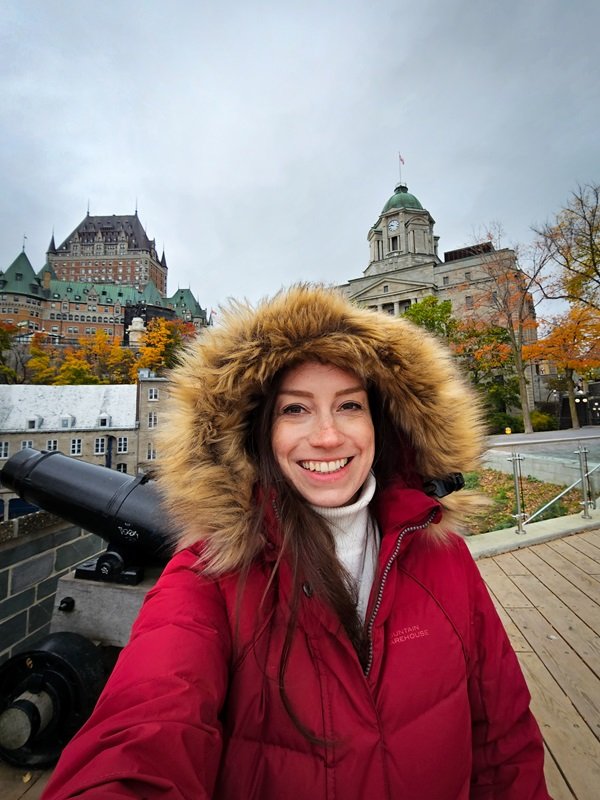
left=277, top=385, right=365, bottom=398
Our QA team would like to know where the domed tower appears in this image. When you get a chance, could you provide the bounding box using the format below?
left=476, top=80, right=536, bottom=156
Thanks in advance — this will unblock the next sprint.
left=367, top=183, right=439, bottom=273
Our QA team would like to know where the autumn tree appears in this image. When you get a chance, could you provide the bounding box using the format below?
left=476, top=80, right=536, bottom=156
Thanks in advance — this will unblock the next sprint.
left=133, top=317, right=196, bottom=378
left=26, top=333, right=64, bottom=384
left=451, top=321, right=520, bottom=414
left=54, top=349, right=101, bottom=385
left=78, top=330, right=135, bottom=384
left=0, top=322, right=19, bottom=383
left=532, top=182, right=600, bottom=310
left=402, top=296, right=457, bottom=340
left=464, top=232, right=542, bottom=433
left=523, top=306, right=600, bottom=428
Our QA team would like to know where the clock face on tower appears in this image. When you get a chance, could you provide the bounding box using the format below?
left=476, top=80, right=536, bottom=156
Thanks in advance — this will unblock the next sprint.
left=388, top=219, right=399, bottom=232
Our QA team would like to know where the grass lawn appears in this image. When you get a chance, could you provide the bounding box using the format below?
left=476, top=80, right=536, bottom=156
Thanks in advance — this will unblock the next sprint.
left=463, top=469, right=583, bottom=534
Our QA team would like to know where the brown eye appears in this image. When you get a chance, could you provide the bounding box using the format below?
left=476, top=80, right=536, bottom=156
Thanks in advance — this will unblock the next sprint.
left=281, top=404, right=305, bottom=415
left=340, top=401, right=362, bottom=411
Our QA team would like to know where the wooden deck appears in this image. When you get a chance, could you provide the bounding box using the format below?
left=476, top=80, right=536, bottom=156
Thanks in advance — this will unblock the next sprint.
left=2, top=529, right=600, bottom=799
left=478, top=529, right=600, bottom=800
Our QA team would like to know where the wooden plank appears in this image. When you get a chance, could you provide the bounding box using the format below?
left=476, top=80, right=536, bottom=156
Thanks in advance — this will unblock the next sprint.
left=564, top=534, right=600, bottom=568
left=508, top=606, right=600, bottom=735
left=0, top=762, right=50, bottom=800
left=531, top=543, right=600, bottom=605
left=546, top=538, right=600, bottom=578
left=512, top=548, right=600, bottom=635
left=477, top=559, right=533, bottom=608
left=493, top=551, right=530, bottom=576
left=485, top=586, right=532, bottom=653
left=578, top=529, right=600, bottom=549
left=543, top=745, right=576, bottom=800
left=518, top=651, right=600, bottom=799
left=511, top=573, right=600, bottom=678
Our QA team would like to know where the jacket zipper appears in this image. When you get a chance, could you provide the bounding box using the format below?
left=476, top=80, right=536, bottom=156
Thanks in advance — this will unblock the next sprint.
left=364, top=510, right=437, bottom=677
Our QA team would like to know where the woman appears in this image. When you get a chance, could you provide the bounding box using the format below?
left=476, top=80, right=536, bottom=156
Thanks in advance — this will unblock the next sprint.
left=42, top=285, right=551, bottom=799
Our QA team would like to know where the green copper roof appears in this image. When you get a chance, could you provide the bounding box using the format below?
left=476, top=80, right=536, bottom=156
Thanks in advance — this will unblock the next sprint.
left=166, top=288, right=207, bottom=320
left=382, top=183, right=423, bottom=213
left=47, top=279, right=152, bottom=305
left=0, top=251, right=42, bottom=296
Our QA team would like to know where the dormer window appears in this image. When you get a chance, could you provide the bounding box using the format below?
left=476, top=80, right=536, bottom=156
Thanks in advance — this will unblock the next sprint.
left=60, top=414, right=75, bottom=429
left=98, top=413, right=111, bottom=428
left=27, top=416, right=43, bottom=430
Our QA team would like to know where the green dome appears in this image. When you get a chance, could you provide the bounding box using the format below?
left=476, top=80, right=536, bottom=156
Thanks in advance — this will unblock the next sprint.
left=382, top=183, right=423, bottom=213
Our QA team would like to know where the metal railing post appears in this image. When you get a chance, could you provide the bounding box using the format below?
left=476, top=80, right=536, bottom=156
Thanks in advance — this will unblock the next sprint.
left=508, top=451, right=527, bottom=534
left=576, top=444, right=594, bottom=518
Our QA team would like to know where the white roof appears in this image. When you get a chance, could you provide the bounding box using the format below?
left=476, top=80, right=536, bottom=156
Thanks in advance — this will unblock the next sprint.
left=0, top=384, right=137, bottom=432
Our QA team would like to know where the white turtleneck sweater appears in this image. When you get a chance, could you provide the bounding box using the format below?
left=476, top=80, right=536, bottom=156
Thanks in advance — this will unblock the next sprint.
left=311, top=472, right=380, bottom=622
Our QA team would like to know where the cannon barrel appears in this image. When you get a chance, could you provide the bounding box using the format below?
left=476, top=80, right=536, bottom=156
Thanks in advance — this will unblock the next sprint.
left=0, top=450, right=175, bottom=766
left=0, top=448, right=171, bottom=565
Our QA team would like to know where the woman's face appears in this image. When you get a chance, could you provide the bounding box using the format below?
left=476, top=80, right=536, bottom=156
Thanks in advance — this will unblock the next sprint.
left=271, top=362, right=375, bottom=507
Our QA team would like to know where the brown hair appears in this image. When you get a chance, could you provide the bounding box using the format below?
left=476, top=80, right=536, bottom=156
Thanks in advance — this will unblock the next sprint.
left=243, top=361, right=414, bottom=742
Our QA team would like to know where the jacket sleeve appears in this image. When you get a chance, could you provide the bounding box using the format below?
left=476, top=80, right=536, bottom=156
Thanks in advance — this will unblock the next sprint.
left=462, top=544, right=552, bottom=799
left=41, top=548, right=232, bottom=800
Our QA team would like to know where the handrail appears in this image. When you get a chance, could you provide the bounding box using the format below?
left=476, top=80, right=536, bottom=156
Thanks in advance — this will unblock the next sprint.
left=525, top=462, right=600, bottom=524
left=487, top=432, right=600, bottom=448
left=484, top=437, right=599, bottom=534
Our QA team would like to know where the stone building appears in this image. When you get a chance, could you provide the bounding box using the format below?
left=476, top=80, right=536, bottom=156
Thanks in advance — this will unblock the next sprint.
left=339, top=182, right=534, bottom=328
left=0, top=376, right=169, bottom=519
left=47, top=212, right=167, bottom=294
left=0, top=250, right=208, bottom=346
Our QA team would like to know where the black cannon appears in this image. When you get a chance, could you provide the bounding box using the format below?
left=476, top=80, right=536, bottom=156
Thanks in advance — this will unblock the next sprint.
left=1, top=447, right=171, bottom=584
left=0, top=449, right=172, bottom=767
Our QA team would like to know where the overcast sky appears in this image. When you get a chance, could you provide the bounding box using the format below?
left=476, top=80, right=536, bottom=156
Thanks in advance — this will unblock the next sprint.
left=1, top=0, right=598, bottom=313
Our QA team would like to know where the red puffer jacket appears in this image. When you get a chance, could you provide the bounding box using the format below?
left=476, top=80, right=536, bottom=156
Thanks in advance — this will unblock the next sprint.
left=42, top=486, right=550, bottom=800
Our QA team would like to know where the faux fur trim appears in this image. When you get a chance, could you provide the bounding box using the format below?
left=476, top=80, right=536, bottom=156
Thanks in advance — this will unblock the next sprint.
left=156, top=284, right=486, bottom=572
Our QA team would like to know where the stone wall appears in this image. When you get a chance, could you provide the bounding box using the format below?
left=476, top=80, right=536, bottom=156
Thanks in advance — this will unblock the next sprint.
left=0, top=513, right=103, bottom=664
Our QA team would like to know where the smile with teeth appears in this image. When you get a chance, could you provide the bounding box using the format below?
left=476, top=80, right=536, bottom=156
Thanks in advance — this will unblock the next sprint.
left=299, top=457, right=351, bottom=473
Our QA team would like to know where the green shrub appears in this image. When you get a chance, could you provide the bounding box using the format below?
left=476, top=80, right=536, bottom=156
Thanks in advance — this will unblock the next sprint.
left=463, top=471, right=481, bottom=489
left=487, top=412, right=524, bottom=434
left=530, top=409, right=558, bottom=432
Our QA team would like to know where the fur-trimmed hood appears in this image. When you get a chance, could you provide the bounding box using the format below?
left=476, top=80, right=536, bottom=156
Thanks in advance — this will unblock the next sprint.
left=156, top=285, right=486, bottom=572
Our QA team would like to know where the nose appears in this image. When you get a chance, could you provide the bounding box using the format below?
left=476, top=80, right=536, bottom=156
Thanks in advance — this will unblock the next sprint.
left=308, top=415, right=345, bottom=448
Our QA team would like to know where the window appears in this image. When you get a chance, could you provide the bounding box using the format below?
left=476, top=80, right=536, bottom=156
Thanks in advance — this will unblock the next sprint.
left=383, top=285, right=389, bottom=294
left=117, top=436, right=128, bottom=453
left=21, top=440, right=33, bottom=450
left=465, top=296, right=474, bottom=309
left=0, top=442, right=8, bottom=459
left=147, top=443, right=157, bottom=460
left=148, top=411, right=158, bottom=428
left=94, top=437, right=106, bottom=455
left=46, top=439, right=58, bottom=451
left=61, top=415, right=75, bottom=428
left=148, top=387, right=159, bottom=401
left=98, top=414, right=111, bottom=428
left=70, top=438, right=82, bottom=455
left=465, top=272, right=471, bottom=281
left=27, top=419, right=36, bottom=430
left=443, top=276, right=449, bottom=286
left=388, top=237, right=398, bottom=252
left=116, top=463, right=128, bottom=473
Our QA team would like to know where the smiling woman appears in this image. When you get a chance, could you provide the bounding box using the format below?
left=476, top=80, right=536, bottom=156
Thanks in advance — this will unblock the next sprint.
left=41, top=285, right=551, bottom=800
left=271, top=362, right=375, bottom=507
